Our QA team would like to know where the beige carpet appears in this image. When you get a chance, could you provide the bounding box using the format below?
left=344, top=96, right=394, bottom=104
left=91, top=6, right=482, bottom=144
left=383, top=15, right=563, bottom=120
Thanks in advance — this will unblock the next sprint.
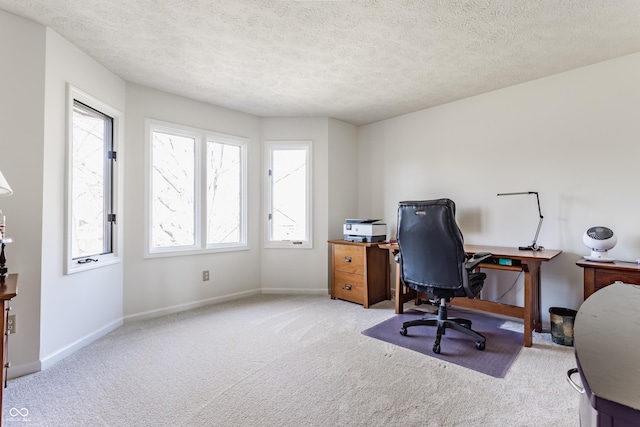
left=3, top=295, right=580, bottom=426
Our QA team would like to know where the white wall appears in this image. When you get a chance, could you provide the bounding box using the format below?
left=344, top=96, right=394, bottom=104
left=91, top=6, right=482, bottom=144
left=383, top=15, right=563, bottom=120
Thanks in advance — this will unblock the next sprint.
left=39, top=29, right=127, bottom=369
left=358, top=52, right=640, bottom=327
left=328, top=118, right=358, bottom=241
left=0, top=11, right=354, bottom=374
left=327, top=119, right=358, bottom=291
left=260, top=118, right=332, bottom=294
left=0, top=10, right=45, bottom=375
left=6, top=5, right=639, bottom=375
left=123, top=84, right=263, bottom=319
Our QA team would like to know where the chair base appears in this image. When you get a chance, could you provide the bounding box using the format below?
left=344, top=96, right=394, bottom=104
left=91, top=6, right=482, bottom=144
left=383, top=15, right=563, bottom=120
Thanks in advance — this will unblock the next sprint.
left=399, top=301, right=486, bottom=354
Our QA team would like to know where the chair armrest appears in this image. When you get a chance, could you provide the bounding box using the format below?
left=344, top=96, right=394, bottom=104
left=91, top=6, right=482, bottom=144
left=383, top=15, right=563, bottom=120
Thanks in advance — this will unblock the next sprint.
left=465, top=252, right=492, bottom=270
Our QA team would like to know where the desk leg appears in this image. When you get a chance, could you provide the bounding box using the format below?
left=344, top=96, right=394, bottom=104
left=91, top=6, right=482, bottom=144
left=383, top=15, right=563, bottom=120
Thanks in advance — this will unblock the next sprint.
left=582, top=268, right=596, bottom=300
left=385, top=259, right=391, bottom=301
left=522, top=261, right=542, bottom=347
left=394, top=268, right=419, bottom=314
left=395, top=266, right=403, bottom=314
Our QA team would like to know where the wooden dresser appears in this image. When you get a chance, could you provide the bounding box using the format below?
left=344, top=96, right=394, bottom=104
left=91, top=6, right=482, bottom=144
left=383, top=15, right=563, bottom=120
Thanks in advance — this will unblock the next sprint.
left=576, top=259, right=640, bottom=299
left=0, top=274, right=17, bottom=426
left=328, top=240, right=390, bottom=308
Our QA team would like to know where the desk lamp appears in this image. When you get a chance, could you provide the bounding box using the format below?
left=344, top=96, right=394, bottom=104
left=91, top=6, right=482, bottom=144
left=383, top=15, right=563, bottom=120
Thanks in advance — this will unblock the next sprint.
left=0, top=171, right=12, bottom=197
left=0, top=170, right=13, bottom=281
left=497, top=191, right=544, bottom=251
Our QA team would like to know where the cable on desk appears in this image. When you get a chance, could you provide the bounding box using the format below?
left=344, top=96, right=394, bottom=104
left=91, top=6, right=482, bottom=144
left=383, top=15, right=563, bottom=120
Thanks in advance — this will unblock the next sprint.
left=491, top=271, right=523, bottom=303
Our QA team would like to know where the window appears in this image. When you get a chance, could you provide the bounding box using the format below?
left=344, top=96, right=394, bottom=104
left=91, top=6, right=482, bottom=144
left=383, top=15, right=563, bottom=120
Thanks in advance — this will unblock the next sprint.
left=150, top=127, right=197, bottom=249
left=66, top=86, right=121, bottom=274
left=207, top=138, right=243, bottom=245
left=146, top=120, right=247, bottom=256
left=265, top=141, right=312, bottom=248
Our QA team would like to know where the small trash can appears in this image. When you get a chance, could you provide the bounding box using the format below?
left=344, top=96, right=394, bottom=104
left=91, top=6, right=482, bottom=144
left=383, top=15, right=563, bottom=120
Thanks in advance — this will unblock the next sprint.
left=549, top=307, right=577, bottom=346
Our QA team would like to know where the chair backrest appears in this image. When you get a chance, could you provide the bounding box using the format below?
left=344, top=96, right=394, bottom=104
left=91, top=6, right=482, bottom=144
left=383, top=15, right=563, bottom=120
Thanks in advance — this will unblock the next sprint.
left=397, top=199, right=466, bottom=292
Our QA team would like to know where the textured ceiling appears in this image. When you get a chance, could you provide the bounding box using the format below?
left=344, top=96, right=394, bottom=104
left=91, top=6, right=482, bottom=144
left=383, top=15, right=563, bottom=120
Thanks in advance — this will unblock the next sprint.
left=2, top=0, right=640, bottom=125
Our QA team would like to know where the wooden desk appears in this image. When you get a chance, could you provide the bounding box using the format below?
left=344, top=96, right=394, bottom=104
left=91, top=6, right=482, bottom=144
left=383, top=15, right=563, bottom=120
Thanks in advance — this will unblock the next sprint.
left=380, top=243, right=561, bottom=347
left=0, top=274, right=18, bottom=427
left=576, top=259, right=640, bottom=299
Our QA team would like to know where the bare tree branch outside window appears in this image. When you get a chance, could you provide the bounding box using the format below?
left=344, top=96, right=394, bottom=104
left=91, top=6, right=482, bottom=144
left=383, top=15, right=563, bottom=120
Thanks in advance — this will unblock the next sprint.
left=71, top=104, right=109, bottom=258
left=207, top=141, right=240, bottom=244
left=148, top=121, right=246, bottom=253
left=272, top=149, right=306, bottom=241
left=151, top=131, right=195, bottom=247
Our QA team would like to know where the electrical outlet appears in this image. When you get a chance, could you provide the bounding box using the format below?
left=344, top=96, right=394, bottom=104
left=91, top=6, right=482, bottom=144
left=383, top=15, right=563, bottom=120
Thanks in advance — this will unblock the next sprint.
left=202, top=270, right=210, bottom=281
left=7, top=314, right=16, bottom=334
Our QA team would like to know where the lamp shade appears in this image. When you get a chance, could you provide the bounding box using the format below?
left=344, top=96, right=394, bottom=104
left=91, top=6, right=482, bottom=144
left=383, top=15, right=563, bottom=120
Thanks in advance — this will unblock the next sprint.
left=0, top=171, right=13, bottom=197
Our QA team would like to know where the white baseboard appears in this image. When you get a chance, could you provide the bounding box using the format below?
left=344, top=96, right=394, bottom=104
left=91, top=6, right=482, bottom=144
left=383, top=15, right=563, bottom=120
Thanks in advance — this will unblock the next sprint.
left=7, top=360, right=41, bottom=380
left=124, top=289, right=261, bottom=322
left=125, top=288, right=329, bottom=322
left=39, top=317, right=123, bottom=373
left=261, top=288, right=328, bottom=296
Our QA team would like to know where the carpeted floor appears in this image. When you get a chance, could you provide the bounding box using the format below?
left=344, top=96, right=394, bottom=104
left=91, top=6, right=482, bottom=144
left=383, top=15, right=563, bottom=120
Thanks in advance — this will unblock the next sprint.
left=3, top=295, right=580, bottom=426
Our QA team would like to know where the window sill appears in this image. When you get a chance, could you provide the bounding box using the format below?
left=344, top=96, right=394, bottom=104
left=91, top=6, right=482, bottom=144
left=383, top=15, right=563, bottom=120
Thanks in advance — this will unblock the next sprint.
left=264, top=241, right=313, bottom=249
left=145, top=244, right=250, bottom=259
left=66, top=255, right=121, bottom=275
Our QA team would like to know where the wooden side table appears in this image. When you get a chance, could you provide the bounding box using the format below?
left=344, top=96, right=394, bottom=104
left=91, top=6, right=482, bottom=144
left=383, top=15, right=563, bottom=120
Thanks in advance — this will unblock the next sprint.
left=576, top=259, right=640, bottom=299
left=0, top=274, right=17, bottom=426
left=328, top=240, right=390, bottom=308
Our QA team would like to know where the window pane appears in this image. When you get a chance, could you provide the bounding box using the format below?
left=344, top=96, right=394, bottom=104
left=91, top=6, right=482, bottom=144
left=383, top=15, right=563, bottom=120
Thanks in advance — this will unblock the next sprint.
left=151, top=131, right=195, bottom=247
left=71, top=103, right=109, bottom=258
left=146, top=121, right=248, bottom=255
left=272, top=149, right=306, bottom=241
left=207, top=141, right=241, bottom=244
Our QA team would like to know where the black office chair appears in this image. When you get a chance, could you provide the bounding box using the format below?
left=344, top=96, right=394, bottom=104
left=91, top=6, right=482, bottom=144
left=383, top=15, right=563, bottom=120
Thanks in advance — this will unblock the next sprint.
left=396, top=199, right=491, bottom=354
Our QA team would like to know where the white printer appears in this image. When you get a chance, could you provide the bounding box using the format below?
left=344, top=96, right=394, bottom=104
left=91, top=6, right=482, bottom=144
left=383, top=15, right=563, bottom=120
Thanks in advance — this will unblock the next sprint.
left=343, top=219, right=387, bottom=243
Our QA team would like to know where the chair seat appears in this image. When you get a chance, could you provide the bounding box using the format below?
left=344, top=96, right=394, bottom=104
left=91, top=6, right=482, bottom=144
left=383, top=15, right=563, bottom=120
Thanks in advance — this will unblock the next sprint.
left=410, top=272, right=485, bottom=300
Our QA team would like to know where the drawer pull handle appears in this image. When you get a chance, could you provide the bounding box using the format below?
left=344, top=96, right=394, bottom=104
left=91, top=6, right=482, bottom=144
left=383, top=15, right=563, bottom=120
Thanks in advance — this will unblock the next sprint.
left=344, top=284, right=352, bottom=291
left=344, top=257, right=352, bottom=263
left=566, top=368, right=584, bottom=394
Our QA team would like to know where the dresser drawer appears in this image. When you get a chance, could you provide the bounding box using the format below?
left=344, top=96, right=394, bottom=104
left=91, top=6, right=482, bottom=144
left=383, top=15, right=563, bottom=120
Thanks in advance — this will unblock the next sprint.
left=333, top=244, right=365, bottom=274
left=594, top=270, right=640, bottom=292
left=333, top=271, right=365, bottom=304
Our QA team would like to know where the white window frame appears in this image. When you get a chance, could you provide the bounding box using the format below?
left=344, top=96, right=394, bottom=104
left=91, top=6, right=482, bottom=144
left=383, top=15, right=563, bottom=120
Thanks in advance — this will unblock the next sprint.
left=65, top=85, right=122, bottom=275
left=144, top=119, right=248, bottom=257
left=206, top=133, right=248, bottom=251
left=264, top=140, right=312, bottom=249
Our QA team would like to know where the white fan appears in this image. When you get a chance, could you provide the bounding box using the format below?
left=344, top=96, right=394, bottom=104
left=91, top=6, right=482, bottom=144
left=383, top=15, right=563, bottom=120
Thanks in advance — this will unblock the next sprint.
left=583, top=226, right=617, bottom=262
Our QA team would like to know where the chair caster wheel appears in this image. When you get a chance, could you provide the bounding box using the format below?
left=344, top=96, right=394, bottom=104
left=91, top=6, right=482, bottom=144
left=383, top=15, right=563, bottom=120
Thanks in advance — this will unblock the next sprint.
left=399, top=327, right=407, bottom=336
left=433, top=344, right=441, bottom=354
left=476, top=341, right=486, bottom=351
